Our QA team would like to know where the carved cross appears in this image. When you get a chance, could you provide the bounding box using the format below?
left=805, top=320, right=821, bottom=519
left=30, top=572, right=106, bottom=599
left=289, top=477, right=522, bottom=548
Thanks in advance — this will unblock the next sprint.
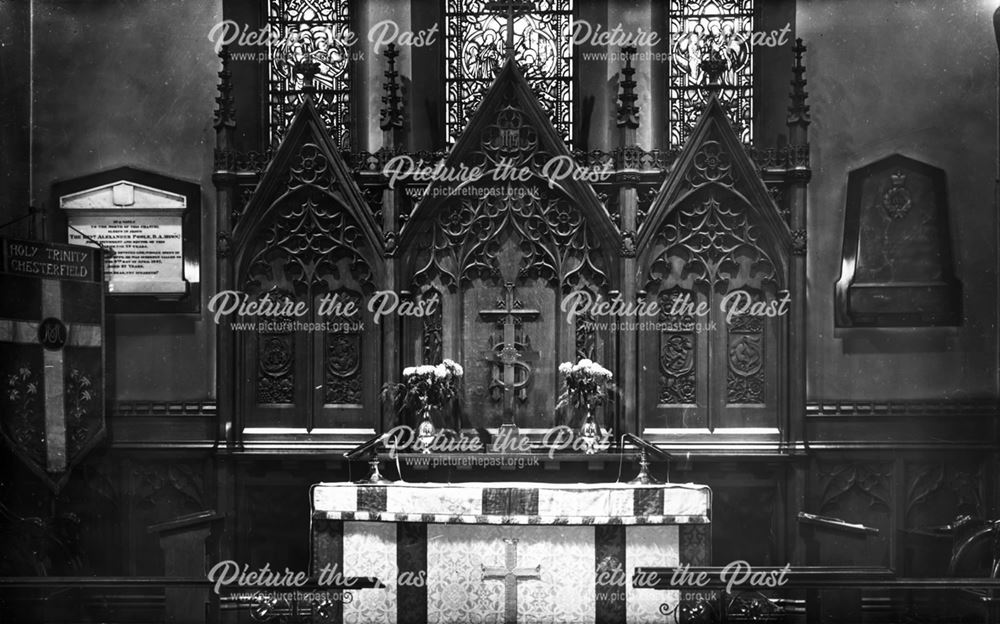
left=481, top=538, right=541, bottom=624
left=484, top=0, right=536, bottom=61
left=480, top=282, right=540, bottom=418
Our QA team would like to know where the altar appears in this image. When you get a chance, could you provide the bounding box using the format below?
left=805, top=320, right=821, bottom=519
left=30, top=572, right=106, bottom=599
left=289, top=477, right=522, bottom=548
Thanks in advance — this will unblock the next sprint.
left=310, top=481, right=711, bottom=624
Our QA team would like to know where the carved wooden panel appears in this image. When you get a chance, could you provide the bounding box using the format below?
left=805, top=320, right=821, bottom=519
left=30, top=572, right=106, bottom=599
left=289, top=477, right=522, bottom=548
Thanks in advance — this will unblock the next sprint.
left=240, top=190, right=379, bottom=430
left=812, top=461, right=893, bottom=567
left=396, top=69, right=618, bottom=433
left=905, top=461, right=984, bottom=528
left=461, top=276, right=557, bottom=429
left=640, top=188, right=782, bottom=431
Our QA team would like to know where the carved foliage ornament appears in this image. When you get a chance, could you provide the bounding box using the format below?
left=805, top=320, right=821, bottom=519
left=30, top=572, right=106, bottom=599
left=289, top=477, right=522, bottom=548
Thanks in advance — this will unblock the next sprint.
left=414, top=183, right=607, bottom=292
left=726, top=290, right=765, bottom=404
left=657, top=289, right=697, bottom=405
left=647, top=192, right=777, bottom=291
left=244, top=194, right=375, bottom=296
left=325, top=290, right=362, bottom=405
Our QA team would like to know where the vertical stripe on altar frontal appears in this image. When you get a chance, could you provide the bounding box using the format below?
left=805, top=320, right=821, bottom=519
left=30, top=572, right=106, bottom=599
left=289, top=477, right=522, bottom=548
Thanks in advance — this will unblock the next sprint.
left=396, top=522, right=427, bottom=624
left=311, top=519, right=344, bottom=624
left=679, top=524, right=713, bottom=615
left=595, top=525, right=627, bottom=624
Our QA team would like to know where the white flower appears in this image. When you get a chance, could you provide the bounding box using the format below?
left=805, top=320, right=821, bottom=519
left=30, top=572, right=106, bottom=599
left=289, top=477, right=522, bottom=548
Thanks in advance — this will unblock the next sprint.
left=558, top=362, right=573, bottom=375
left=442, top=359, right=464, bottom=376
left=417, top=364, right=435, bottom=376
left=403, top=367, right=416, bottom=377
left=434, top=364, right=448, bottom=378
left=579, top=358, right=594, bottom=368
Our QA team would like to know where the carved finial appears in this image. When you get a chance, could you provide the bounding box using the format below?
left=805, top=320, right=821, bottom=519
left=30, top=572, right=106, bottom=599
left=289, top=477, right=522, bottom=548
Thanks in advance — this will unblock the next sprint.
left=787, top=38, right=810, bottom=127
left=213, top=46, right=235, bottom=130
left=380, top=44, right=404, bottom=131
left=616, top=46, right=639, bottom=130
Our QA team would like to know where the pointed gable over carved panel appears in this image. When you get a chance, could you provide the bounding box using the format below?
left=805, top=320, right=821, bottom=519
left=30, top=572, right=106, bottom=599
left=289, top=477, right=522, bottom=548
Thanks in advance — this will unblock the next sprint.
left=639, top=95, right=791, bottom=267
left=233, top=97, right=383, bottom=293
left=636, top=95, right=791, bottom=438
left=230, top=97, right=384, bottom=439
left=399, top=57, right=619, bottom=293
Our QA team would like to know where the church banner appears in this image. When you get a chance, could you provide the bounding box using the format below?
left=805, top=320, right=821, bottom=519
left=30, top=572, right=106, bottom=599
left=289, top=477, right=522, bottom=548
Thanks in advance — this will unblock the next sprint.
left=0, top=237, right=106, bottom=491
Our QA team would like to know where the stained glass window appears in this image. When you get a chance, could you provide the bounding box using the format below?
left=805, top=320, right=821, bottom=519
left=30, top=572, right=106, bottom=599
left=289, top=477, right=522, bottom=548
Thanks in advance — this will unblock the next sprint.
left=668, top=0, right=754, bottom=148
left=267, top=0, right=352, bottom=147
left=445, top=0, right=574, bottom=144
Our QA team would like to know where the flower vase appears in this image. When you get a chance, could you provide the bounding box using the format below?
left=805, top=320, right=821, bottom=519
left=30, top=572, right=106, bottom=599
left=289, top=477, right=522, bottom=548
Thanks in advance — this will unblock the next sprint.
left=416, top=405, right=436, bottom=453
left=579, top=403, right=598, bottom=455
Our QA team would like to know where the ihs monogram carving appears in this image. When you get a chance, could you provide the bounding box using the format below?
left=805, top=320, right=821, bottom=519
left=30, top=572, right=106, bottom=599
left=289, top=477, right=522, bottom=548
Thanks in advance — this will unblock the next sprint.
left=881, top=170, right=912, bottom=220
left=480, top=93, right=546, bottom=170
left=414, top=183, right=607, bottom=291
left=647, top=192, right=777, bottom=290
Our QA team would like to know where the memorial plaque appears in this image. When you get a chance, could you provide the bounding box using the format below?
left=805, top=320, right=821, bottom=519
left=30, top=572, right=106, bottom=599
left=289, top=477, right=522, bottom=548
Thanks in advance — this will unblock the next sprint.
left=835, top=154, right=962, bottom=327
left=61, top=180, right=188, bottom=297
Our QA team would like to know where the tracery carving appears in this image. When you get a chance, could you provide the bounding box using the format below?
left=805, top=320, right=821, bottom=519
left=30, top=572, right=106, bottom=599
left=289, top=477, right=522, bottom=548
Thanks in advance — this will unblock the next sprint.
left=243, top=194, right=375, bottom=296
left=413, top=183, right=607, bottom=292
left=288, top=143, right=334, bottom=190
left=647, top=192, right=777, bottom=291
left=685, top=140, right=736, bottom=189
left=818, top=462, right=892, bottom=512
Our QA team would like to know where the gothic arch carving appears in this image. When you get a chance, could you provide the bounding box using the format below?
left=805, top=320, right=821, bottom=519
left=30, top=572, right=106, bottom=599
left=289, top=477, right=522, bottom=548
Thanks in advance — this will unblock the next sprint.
left=637, top=95, right=791, bottom=435
left=228, top=97, right=384, bottom=439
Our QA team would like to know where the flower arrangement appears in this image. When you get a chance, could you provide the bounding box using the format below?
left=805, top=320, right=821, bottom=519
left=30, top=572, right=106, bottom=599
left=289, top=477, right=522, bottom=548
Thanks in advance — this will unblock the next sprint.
left=555, top=358, right=614, bottom=412
left=381, top=359, right=464, bottom=421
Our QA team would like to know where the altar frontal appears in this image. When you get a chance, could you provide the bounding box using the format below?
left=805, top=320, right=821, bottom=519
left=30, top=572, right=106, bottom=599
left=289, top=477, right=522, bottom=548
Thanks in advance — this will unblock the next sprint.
left=311, top=482, right=711, bottom=624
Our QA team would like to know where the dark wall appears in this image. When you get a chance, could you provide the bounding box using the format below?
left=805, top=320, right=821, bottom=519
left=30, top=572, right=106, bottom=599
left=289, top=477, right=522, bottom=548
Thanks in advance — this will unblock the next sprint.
left=0, top=0, right=31, bottom=238
left=31, top=0, right=222, bottom=400
left=799, top=0, right=998, bottom=399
